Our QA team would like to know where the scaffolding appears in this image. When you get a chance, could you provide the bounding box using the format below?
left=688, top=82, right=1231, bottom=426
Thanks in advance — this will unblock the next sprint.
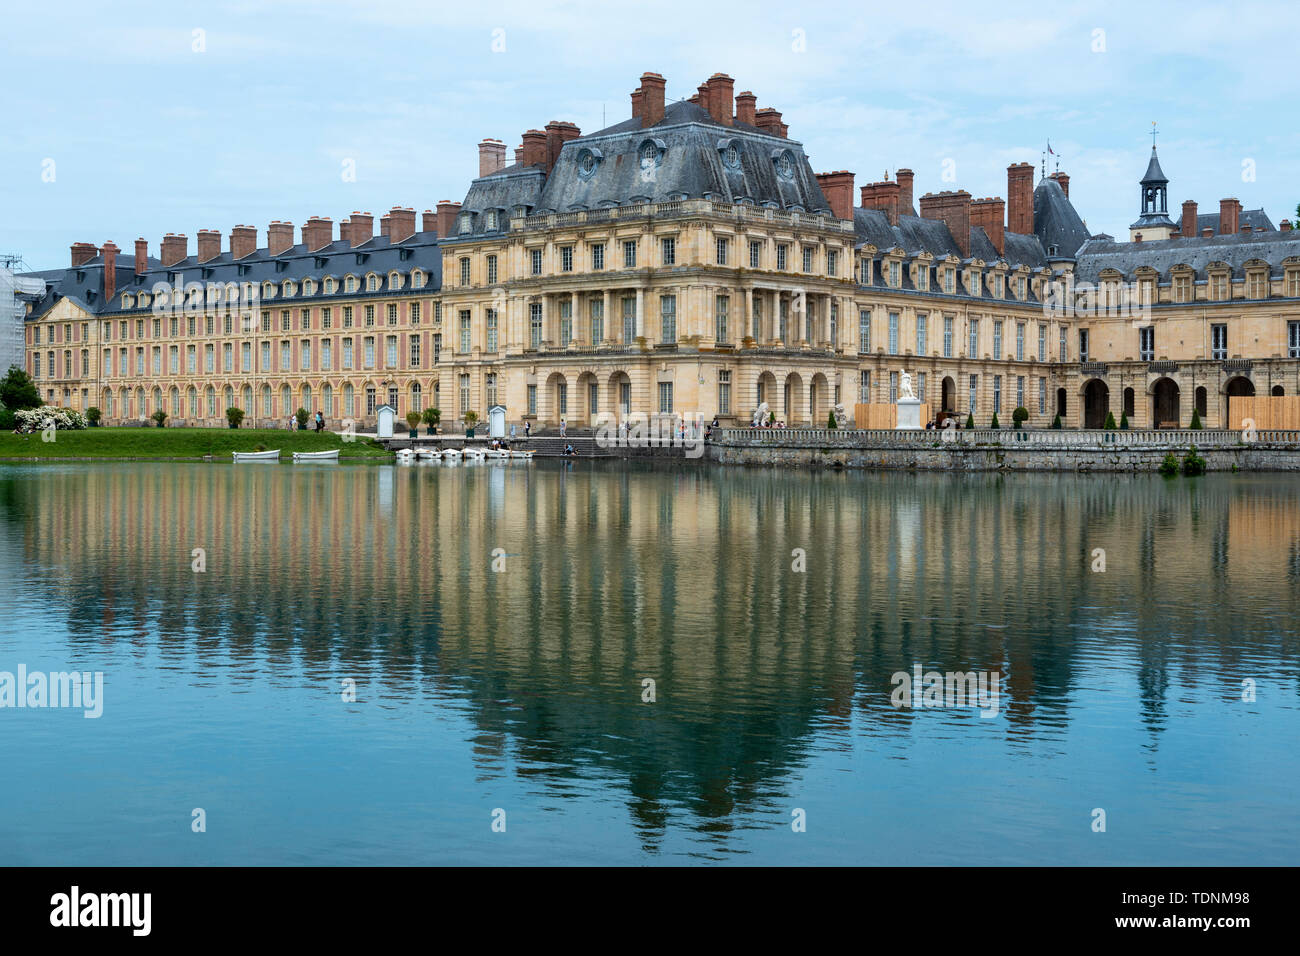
left=0, top=255, right=44, bottom=377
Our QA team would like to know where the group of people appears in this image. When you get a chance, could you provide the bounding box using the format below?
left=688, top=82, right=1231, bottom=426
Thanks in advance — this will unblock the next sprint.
left=748, top=418, right=787, bottom=429
left=286, top=412, right=327, bottom=432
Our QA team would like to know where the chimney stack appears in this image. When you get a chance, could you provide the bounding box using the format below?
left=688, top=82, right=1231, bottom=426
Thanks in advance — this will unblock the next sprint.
left=970, top=197, right=1006, bottom=256
left=1240, top=223, right=1252, bottom=234
left=696, top=84, right=710, bottom=115
left=230, top=225, right=256, bottom=260
left=1181, top=200, right=1198, bottom=238
left=1049, top=171, right=1070, bottom=198
left=100, top=242, right=118, bottom=302
left=423, top=209, right=437, bottom=234
left=478, top=138, right=507, bottom=177
left=735, top=90, right=757, bottom=127
left=380, top=213, right=391, bottom=239
left=389, top=207, right=417, bottom=243
left=70, top=242, right=98, bottom=267
left=135, top=238, right=149, bottom=275
left=520, top=129, right=548, bottom=169
left=919, top=191, right=973, bottom=257
left=814, top=171, right=855, bottom=221
left=268, top=221, right=294, bottom=256
left=1201, top=227, right=1213, bottom=238
left=514, top=145, right=523, bottom=163
left=1134, top=233, right=1143, bottom=243
left=895, top=169, right=915, bottom=217
left=755, top=107, right=784, bottom=138
left=860, top=181, right=901, bottom=226
left=1007, top=163, right=1034, bottom=235
left=1219, top=198, right=1241, bottom=235
left=197, top=229, right=221, bottom=263
left=160, top=233, right=188, bottom=267
left=350, top=211, right=374, bottom=247
left=640, top=72, right=666, bottom=127
left=1282, top=220, right=1293, bottom=233
left=436, top=200, right=461, bottom=239
left=706, top=73, right=734, bottom=126
left=630, top=88, right=644, bottom=121
left=303, top=217, right=333, bottom=252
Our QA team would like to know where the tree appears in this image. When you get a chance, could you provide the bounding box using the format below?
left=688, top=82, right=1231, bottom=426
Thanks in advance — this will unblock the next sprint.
left=226, top=407, right=245, bottom=429
left=1012, top=407, right=1028, bottom=429
left=990, top=412, right=1000, bottom=429
left=827, top=411, right=838, bottom=429
left=1119, top=410, right=1129, bottom=429
left=965, top=413, right=975, bottom=429
left=1189, top=408, right=1203, bottom=429
left=1103, top=411, right=1117, bottom=429
left=1182, top=445, right=1206, bottom=476
left=85, top=406, right=101, bottom=426
left=422, top=407, right=441, bottom=432
left=151, top=409, right=168, bottom=427
left=406, top=410, right=422, bottom=432
left=1051, top=414, right=1063, bottom=429
left=0, top=366, right=41, bottom=411
left=296, top=407, right=309, bottom=430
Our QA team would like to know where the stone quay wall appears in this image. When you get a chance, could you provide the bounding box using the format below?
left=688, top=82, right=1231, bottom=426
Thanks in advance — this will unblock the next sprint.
left=707, top=427, right=1300, bottom=472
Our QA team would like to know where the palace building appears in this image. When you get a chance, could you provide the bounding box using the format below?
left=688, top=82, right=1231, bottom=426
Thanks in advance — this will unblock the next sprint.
left=16, top=71, right=1300, bottom=430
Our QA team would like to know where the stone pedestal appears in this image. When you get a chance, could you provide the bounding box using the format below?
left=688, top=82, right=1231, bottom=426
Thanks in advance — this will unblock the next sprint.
left=896, top=397, right=922, bottom=430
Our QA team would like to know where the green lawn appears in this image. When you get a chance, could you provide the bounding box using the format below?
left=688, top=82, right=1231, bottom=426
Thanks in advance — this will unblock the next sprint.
left=0, top=427, right=391, bottom=460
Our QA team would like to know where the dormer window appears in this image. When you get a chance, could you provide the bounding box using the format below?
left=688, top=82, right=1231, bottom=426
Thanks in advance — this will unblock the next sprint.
left=457, top=213, right=472, bottom=235
left=485, top=210, right=498, bottom=230
left=325, top=277, right=337, bottom=294
left=121, top=294, right=134, bottom=308
left=282, top=281, right=295, bottom=297
left=389, top=271, right=403, bottom=290
left=262, top=281, right=275, bottom=298
left=366, top=274, right=379, bottom=292
left=302, top=279, right=316, bottom=295
left=411, top=270, right=425, bottom=289
left=944, top=268, right=955, bottom=294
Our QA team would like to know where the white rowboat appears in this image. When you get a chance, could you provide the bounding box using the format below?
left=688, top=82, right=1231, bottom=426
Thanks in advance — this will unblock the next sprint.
left=292, top=449, right=339, bottom=462
left=233, top=450, right=280, bottom=462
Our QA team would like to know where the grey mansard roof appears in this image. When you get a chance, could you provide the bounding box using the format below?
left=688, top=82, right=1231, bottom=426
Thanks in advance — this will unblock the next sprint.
left=452, top=99, right=832, bottom=238
left=1174, top=208, right=1275, bottom=234
left=1074, top=228, right=1300, bottom=283
left=1033, top=177, right=1091, bottom=259
left=23, top=232, right=444, bottom=321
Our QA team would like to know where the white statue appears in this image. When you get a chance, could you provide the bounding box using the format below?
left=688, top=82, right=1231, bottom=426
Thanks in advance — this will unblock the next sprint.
left=900, top=371, right=916, bottom=401
left=832, top=402, right=847, bottom=427
left=752, top=402, right=770, bottom=427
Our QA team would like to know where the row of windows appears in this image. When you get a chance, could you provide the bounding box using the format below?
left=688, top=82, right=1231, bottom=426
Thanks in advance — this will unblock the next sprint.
left=117, top=270, right=429, bottom=310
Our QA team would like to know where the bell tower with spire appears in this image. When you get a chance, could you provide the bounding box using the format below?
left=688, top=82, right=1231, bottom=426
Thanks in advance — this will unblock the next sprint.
left=1129, top=126, right=1177, bottom=241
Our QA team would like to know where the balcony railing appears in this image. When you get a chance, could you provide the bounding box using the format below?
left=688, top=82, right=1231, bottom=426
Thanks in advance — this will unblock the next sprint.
left=512, top=199, right=855, bottom=234
left=713, top=427, right=1300, bottom=448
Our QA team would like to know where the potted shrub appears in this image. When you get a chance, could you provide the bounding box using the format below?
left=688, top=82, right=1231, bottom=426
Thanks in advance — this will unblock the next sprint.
left=464, top=410, right=479, bottom=437
left=990, top=412, right=1000, bottom=429
left=151, top=409, right=168, bottom=428
left=405, top=410, right=422, bottom=438
left=1120, top=410, right=1130, bottom=429
left=965, top=413, right=975, bottom=429
left=1103, top=411, right=1117, bottom=430
left=1012, top=407, right=1028, bottom=430
left=1189, top=408, right=1203, bottom=429
left=226, top=407, right=245, bottom=429
left=1051, top=414, right=1062, bottom=429
left=86, top=406, right=101, bottom=427
left=422, top=407, right=441, bottom=436
left=827, top=411, right=837, bottom=429
left=296, top=407, right=309, bottom=431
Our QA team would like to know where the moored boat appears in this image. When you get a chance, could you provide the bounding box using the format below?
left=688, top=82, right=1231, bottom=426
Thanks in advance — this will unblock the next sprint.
left=233, top=449, right=280, bottom=462
left=292, top=449, right=339, bottom=462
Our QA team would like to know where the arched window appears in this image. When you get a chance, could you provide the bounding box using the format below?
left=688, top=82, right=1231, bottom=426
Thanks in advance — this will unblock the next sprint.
left=281, top=385, right=292, bottom=416
left=343, top=383, right=355, bottom=417
left=261, top=385, right=272, bottom=416
left=411, top=382, right=422, bottom=412
left=323, top=384, right=334, bottom=416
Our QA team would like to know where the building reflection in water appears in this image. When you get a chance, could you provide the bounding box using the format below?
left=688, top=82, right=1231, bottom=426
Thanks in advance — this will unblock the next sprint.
left=4, top=463, right=1300, bottom=852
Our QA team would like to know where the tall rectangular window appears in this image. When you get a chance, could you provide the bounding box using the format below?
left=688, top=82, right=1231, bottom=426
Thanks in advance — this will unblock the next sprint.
left=969, top=319, right=979, bottom=358
left=363, top=336, right=375, bottom=369
left=803, top=247, right=814, bottom=273
left=658, top=382, right=673, bottom=414
left=559, top=300, right=572, bottom=347
left=777, top=245, right=788, bottom=270
left=859, top=370, right=871, bottom=403
left=590, top=299, right=604, bottom=344
left=662, top=237, right=676, bottom=265
left=486, top=310, right=498, bottom=352
left=717, top=369, right=731, bottom=415
left=715, top=237, right=727, bottom=265
left=622, top=296, right=636, bottom=343
left=486, top=255, right=497, bottom=285
left=460, top=311, right=472, bottom=353
left=943, top=315, right=953, bottom=358
left=531, top=249, right=543, bottom=275
left=591, top=244, right=604, bottom=271
left=1139, top=326, right=1154, bottom=361
left=993, top=375, right=1002, bottom=414
left=859, top=309, right=871, bottom=353
left=888, top=312, right=899, bottom=355
left=322, top=340, right=332, bottom=370
left=1039, top=378, right=1047, bottom=414
left=343, top=338, right=354, bottom=369
left=715, top=295, right=729, bottom=344
left=1016, top=375, right=1024, bottom=410
left=1016, top=322, right=1025, bottom=361
left=385, top=335, right=397, bottom=368
left=969, top=374, right=977, bottom=413
left=561, top=246, right=573, bottom=272
left=993, top=321, right=1003, bottom=360
left=302, top=340, right=312, bottom=371
left=1079, top=329, right=1090, bottom=362
left=750, top=241, right=761, bottom=268
left=915, top=313, right=927, bottom=356
left=1059, top=326, right=1068, bottom=362
left=889, top=372, right=898, bottom=403
left=530, top=303, right=542, bottom=349
left=279, top=341, right=290, bottom=371
left=1288, top=322, right=1300, bottom=359
left=528, top=384, right=537, bottom=416
left=827, top=250, right=838, bottom=276
left=1038, top=324, right=1047, bottom=362
left=623, top=240, right=637, bottom=268
left=661, top=295, right=676, bottom=344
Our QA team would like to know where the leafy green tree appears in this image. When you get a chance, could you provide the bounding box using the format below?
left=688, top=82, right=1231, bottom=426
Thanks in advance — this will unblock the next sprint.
left=1012, top=407, right=1028, bottom=429
left=1051, top=414, right=1062, bottom=429
left=0, top=366, right=41, bottom=411
left=827, top=412, right=837, bottom=429
left=86, top=406, right=102, bottom=426
left=1103, top=411, right=1117, bottom=429
left=151, top=409, right=168, bottom=428
left=1119, top=411, right=1129, bottom=429
left=226, top=407, right=245, bottom=429
left=1189, top=408, right=1203, bottom=429
left=990, top=412, right=1000, bottom=429
left=296, top=407, right=309, bottom=429
left=965, top=413, right=975, bottom=429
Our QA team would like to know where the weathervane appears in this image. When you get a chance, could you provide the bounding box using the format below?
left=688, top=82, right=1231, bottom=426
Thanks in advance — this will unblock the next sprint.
left=1151, top=121, right=1158, bottom=148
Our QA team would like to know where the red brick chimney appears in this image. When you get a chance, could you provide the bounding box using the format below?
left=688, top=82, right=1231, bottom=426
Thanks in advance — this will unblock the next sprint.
left=350, top=211, right=374, bottom=246
left=895, top=169, right=915, bottom=217
left=134, top=238, right=149, bottom=275
left=478, top=139, right=507, bottom=177
left=436, top=201, right=461, bottom=239
left=970, top=197, right=1006, bottom=256
left=755, top=107, right=784, bottom=138
left=815, top=171, right=855, bottom=221
left=1219, top=198, right=1241, bottom=235
left=160, top=233, right=188, bottom=267
left=1049, top=171, right=1070, bottom=198
left=520, top=129, right=548, bottom=169
left=1134, top=233, right=1143, bottom=243
left=389, top=207, right=416, bottom=243
left=1240, top=223, right=1251, bottom=234
left=422, top=209, right=437, bottom=234
left=197, top=229, right=221, bottom=263
left=101, top=242, right=118, bottom=302
left=860, top=181, right=901, bottom=226
left=640, top=72, right=666, bottom=127
left=1181, top=200, right=1198, bottom=238
left=302, top=217, right=333, bottom=252
left=379, top=214, right=391, bottom=239
left=1007, top=163, right=1034, bottom=235
left=1201, top=227, right=1213, bottom=238
left=735, top=90, right=756, bottom=127
left=268, top=221, right=294, bottom=255
left=696, top=84, right=710, bottom=115
left=920, top=191, right=973, bottom=257
left=544, top=122, right=565, bottom=173
left=630, top=88, right=644, bottom=121
left=1282, top=220, right=1293, bottom=233
left=231, top=225, right=257, bottom=260
left=70, top=242, right=97, bottom=267
left=706, top=74, right=734, bottom=126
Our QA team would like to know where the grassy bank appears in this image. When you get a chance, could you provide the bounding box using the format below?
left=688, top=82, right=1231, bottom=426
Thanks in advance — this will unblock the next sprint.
left=0, top=427, right=391, bottom=461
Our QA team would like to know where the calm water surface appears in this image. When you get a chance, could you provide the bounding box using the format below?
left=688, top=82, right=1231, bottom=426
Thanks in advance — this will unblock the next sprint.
left=1, top=461, right=1297, bottom=865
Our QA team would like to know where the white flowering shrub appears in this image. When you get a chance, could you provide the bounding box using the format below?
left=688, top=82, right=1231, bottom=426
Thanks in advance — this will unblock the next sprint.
left=14, top=406, right=88, bottom=433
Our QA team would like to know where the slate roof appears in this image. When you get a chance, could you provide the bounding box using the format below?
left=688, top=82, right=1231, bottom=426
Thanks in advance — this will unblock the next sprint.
left=1074, top=228, right=1300, bottom=283
left=1034, top=177, right=1091, bottom=259
left=23, top=233, right=444, bottom=321
left=1141, top=146, right=1168, bottom=184
left=1174, top=208, right=1275, bottom=234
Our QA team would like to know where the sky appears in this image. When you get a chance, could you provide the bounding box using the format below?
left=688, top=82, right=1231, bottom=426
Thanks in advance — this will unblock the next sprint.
left=2, top=0, right=1297, bottom=269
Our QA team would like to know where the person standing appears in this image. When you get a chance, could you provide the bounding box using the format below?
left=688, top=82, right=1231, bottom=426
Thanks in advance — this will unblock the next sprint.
left=525, top=421, right=531, bottom=439
left=559, top=418, right=566, bottom=438
left=510, top=423, right=517, bottom=441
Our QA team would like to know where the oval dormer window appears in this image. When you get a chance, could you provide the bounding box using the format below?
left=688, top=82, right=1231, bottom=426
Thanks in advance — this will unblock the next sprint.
left=776, top=150, right=795, bottom=180
left=578, top=150, right=598, bottom=178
